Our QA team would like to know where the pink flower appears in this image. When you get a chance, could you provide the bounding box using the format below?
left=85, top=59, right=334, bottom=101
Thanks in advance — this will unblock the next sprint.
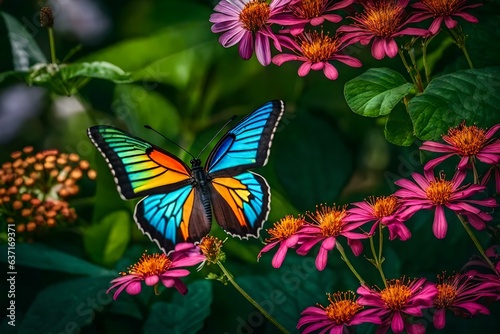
left=295, top=204, right=368, bottom=271
left=258, top=215, right=305, bottom=268
left=272, top=30, right=362, bottom=80
left=338, top=0, right=428, bottom=59
left=273, top=0, right=355, bottom=36
left=357, top=277, right=438, bottom=334
left=420, top=122, right=500, bottom=171
left=432, top=271, right=492, bottom=329
left=394, top=169, right=497, bottom=239
left=209, top=0, right=292, bottom=66
left=409, top=0, right=482, bottom=35
left=346, top=195, right=412, bottom=241
left=107, top=243, right=205, bottom=299
left=297, top=291, right=381, bottom=333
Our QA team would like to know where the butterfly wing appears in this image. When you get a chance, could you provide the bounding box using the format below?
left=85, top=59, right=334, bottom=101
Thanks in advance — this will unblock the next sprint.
left=87, top=126, right=192, bottom=199
left=210, top=172, right=270, bottom=239
left=206, top=100, right=285, bottom=177
left=135, top=186, right=211, bottom=254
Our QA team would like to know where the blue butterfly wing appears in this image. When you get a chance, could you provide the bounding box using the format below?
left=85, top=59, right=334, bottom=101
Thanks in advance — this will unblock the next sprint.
left=206, top=100, right=285, bottom=176
left=135, top=185, right=211, bottom=254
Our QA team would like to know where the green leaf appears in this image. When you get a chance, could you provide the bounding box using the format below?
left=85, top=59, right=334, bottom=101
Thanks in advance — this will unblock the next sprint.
left=384, top=104, right=416, bottom=146
left=83, top=210, right=131, bottom=267
left=0, top=11, right=47, bottom=70
left=58, top=61, right=131, bottom=83
left=344, top=68, right=414, bottom=117
left=19, top=276, right=114, bottom=334
left=273, top=112, right=353, bottom=211
left=143, top=280, right=213, bottom=334
left=0, top=243, right=114, bottom=276
left=408, top=67, right=500, bottom=140
left=0, top=69, right=28, bottom=83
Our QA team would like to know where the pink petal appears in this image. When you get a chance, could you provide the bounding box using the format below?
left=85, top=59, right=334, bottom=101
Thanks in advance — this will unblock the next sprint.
left=391, top=311, right=404, bottom=333
left=433, top=205, right=448, bottom=239
left=371, top=38, right=387, bottom=60
left=298, top=62, right=312, bottom=77
left=323, top=62, right=339, bottom=80
left=433, top=308, right=446, bottom=329
left=420, top=141, right=455, bottom=152
left=334, top=55, right=363, bottom=67
left=272, top=242, right=290, bottom=268
left=255, top=32, right=271, bottom=66
left=238, top=32, right=254, bottom=59
left=310, top=16, right=325, bottom=26
left=322, top=14, right=343, bottom=23
left=219, top=27, right=246, bottom=47
left=423, top=154, right=455, bottom=170
left=444, top=16, right=458, bottom=29
left=384, top=38, right=398, bottom=58
left=145, top=275, right=159, bottom=286
left=428, top=17, right=443, bottom=35
left=125, top=281, right=142, bottom=295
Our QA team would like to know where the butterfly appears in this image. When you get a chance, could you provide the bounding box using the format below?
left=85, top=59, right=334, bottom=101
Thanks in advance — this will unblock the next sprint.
left=87, top=100, right=285, bottom=254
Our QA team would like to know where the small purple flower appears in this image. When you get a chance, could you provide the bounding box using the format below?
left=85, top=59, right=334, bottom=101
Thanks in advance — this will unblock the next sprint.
left=409, top=0, right=482, bottom=35
left=107, top=243, right=205, bottom=299
left=338, top=0, right=428, bottom=59
left=394, top=169, right=497, bottom=239
left=210, top=0, right=292, bottom=66
left=295, top=204, right=368, bottom=271
left=258, top=215, right=305, bottom=268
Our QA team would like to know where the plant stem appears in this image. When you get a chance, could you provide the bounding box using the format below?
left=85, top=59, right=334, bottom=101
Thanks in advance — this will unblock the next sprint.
left=407, top=48, right=424, bottom=92
left=457, top=213, right=497, bottom=274
left=369, top=229, right=387, bottom=287
left=448, top=27, right=474, bottom=69
left=336, top=242, right=365, bottom=285
left=460, top=44, right=474, bottom=69
left=48, top=27, right=57, bottom=64
left=398, top=50, right=418, bottom=88
left=217, top=261, right=289, bottom=334
left=422, top=37, right=433, bottom=84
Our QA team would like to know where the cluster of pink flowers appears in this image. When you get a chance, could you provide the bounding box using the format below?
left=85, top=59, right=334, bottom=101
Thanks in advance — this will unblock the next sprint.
left=209, top=0, right=482, bottom=79
left=258, top=121, right=500, bottom=332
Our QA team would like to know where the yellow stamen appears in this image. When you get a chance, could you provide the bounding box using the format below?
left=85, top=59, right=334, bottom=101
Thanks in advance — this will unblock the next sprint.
left=368, top=195, right=398, bottom=218
left=434, top=272, right=458, bottom=308
left=292, top=0, right=325, bottom=19
left=380, top=279, right=412, bottom=310
left=266, top=215, right=304, bottom=241
left=425, top=172, right=453, bottom=205
left=239, top=0, right=270, bottom=32
left=422, top=0, right=462, bottom=16
left=356, top=0, right=405, bottom=37
left=299, top=31, right=342, bottom=63
left=321, top=291, right=363, bottom=324
left=443, top=122, right=488, bottom=156
left=308, top=204, right=347, bottom=237
left=128, top=252, right=172, bottom=278
left=199, top=235, right=225, bottom=263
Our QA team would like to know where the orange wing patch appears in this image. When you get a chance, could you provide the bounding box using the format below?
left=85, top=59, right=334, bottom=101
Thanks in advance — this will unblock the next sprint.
left=179, top=189, right=195, bottom=241
left=212, top=177, right=251, bottom=227
left=149, top=150, right=190, bottom=175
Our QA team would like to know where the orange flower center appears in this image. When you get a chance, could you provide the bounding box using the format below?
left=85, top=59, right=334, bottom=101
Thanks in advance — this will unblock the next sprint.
left=380, top=279, right=412, bottom=310
left=422, top=0, right=462, bottom=16
left=199, top=235, right=224, bottom=263
left=369, top=195, right=398, bottom=218
left=291, top=0, right=326, bottom=19
left=299, top=31, right=342, bottom=63
left=443, top=122, right=487, bottom=156
left=308, top=204, right=347, bottom=237
left=239, top=0, right=270, bottom=32
left=435, top=283, right=457, bottom=308
left=321, top=292, right=363, bottom=324
left=425, top=173, right=453, bottom=205
left=267, top=215, right=304, bottom=241
left=127, top=253, right=172, bottom=277
left=355, top=0, right=405, bottom=37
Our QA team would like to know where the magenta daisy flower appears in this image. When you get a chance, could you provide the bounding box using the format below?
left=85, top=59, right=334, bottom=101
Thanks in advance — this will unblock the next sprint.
left=337, top=0, right=428, bottom=59
left=357, top=277, right=438, bottom=334
left=297, top=291, right=381, bottom=333
left=210, top=0, right=292, bottom=66
left=107, top=243, right=205, bottom=299
left=272, top=30, right=362, bottom=80
left=409, top=0, right=482, bottom=35
left=346, top=195, right=412, bottom=241
left=420, top=122, right=500, bottom=171
left=394, top=169, right=497, bottom=239
left=258, top=215, right=305, bottom=268
left=295, top=204, right=368, bottom=271
left=433, top=271, right=491, bottom=329
left=273, top=0, right=355, bottom=36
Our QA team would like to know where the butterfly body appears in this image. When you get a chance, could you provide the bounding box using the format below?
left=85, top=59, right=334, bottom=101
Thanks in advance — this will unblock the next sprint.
left=88, top=100, right=284, bottom=254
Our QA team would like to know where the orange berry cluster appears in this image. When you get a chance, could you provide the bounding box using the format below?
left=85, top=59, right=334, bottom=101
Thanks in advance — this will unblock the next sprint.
left=0, top=146, right=96, bottom=238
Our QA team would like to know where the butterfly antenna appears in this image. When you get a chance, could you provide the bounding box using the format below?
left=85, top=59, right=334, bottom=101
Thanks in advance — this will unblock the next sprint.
left=144, top=125, right=195, bottom=159
left=196, top=116, right=237, bottom=159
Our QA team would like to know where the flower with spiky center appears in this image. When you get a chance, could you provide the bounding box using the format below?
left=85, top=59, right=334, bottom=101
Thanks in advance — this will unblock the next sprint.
left=107, top=244, right=205, bottom=299
left=258, top=215, right=305, bottom=268
left=357, top=277, right=438, bottom=334
left=420, top=122, right=500, bottom=171
left=432, top=271, right=491, bottom=329
left=273, top=30, right=362, bottom=79
left=338, top=0, right=428, bottom=59
left=295, top=204, right=368, bottom=271
left=199, top=235, right=226, bottom=264
left=297, top=291, right=382, bottom=333
left=409, top=0, right=482, bottom=35
left=273, top=0, right=355, bottom=35
left=394, top=169, right=497, bottom=239
left=210, top=0, right=292, bottom=66
left=346, top=195, right=412, bottom=241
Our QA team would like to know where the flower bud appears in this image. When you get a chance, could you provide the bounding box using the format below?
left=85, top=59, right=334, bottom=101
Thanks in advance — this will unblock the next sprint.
left=40, top=7, right=54, bottom=28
